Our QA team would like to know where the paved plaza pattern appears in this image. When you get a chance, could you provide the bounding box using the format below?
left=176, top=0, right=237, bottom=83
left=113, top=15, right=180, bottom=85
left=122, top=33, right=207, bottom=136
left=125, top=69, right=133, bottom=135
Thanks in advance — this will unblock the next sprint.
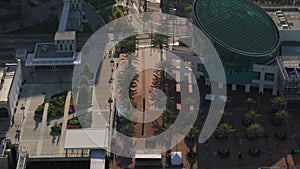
left=6, top=82, right=72, bottom=158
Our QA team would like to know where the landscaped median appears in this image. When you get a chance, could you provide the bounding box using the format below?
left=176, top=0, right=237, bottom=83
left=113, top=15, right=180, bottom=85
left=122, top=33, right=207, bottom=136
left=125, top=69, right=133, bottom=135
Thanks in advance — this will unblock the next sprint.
left=47, top=91, right=68, bottom=118
left=34, top=103, right=45, bottom=118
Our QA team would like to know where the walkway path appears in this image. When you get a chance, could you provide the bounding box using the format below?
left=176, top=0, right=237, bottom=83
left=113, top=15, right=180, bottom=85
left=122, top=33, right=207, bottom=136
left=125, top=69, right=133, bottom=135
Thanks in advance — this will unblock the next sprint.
left=58, top=91, right=72, bottom=155
left=36, top=103, right=49, bottom=155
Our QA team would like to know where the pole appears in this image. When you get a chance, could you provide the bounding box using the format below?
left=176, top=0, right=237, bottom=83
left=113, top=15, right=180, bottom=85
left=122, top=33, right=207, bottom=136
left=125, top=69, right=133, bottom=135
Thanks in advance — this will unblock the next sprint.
left=142, top=98, right=145, bottom=136
left=173, top=21, right=175, bottom=46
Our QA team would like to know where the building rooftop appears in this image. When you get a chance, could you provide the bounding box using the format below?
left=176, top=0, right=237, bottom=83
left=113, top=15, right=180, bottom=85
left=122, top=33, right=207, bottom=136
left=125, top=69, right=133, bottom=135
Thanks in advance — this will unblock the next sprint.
left=278, top=55, right=300, bottom=80
left=25, top=42, right=81, bottom=66
left=34, top=43, right=74, bottom=59
left=266, top=9, right=300, bottom=30
left=0, top=65, right=16, bottom=102
left=65, top=129, right=109, bottom=150
left=55, top=31, right=76, bottom=40
left=16, top=48, right=27, bottom=56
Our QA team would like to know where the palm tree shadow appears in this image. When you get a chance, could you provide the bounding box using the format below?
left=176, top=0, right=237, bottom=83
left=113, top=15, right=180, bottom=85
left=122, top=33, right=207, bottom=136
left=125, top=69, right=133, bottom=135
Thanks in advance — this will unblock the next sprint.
left=115, top=138, right=136, bottom=168
left=152, top=120, right=164, bottom=136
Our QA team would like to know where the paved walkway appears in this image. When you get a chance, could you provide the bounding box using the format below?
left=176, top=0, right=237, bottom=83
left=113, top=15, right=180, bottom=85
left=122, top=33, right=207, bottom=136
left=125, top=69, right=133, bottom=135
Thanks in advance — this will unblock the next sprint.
left=59, top=91, right=71, bottom=155
left=5, top=83, right=72, bottom=158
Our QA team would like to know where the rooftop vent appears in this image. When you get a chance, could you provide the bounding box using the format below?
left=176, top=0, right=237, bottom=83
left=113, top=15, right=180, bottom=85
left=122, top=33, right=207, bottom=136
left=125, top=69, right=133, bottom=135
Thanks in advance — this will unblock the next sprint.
left=41, top=45, right=48, bottom=52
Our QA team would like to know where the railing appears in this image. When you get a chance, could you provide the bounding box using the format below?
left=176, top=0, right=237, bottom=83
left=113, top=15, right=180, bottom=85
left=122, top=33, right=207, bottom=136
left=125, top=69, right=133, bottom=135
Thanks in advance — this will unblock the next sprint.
left=16, top=146, right=29, bottom=169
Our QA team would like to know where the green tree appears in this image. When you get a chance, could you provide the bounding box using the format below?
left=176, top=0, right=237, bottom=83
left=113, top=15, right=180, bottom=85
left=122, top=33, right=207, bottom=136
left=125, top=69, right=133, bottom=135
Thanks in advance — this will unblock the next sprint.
left=152, top=34, right=169, bottom=60
left=243, top=110, right=262, bottom=125
left=216, top=122, right=235, bottom=139
left=162, top=109, right=176, bottom=125
left=246, top=123, right=264, bottom=139
left=119, top=124, right=135, bottom=137
left=271, top=96, right=286, bottom=111
left=184, top=125, right=199, bottom=152
left=273, top=109, right=291, bottom=126
left=245, top=97, right=256, bottom=110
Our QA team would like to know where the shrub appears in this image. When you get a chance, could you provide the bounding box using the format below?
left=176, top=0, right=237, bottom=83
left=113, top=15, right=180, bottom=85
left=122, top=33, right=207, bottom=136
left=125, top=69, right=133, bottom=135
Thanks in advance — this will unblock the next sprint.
left=34, top=103, right=45, bottom=118
left=51, top=122, right=62, bottom=132
left=47, top=91, right=67, bottom=117
left=68, top=118, right=80, bottom=126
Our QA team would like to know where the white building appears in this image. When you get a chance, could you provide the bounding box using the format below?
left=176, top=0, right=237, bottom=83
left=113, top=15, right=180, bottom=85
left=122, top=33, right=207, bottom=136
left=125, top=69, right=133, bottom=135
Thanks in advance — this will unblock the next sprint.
left=0, top=60, right=23, bottom=119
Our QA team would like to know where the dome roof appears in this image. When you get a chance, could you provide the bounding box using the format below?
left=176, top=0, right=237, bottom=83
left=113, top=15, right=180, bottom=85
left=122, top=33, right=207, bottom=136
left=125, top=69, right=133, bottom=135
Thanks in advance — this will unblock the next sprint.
left=194, top=0, right=279, bottom=55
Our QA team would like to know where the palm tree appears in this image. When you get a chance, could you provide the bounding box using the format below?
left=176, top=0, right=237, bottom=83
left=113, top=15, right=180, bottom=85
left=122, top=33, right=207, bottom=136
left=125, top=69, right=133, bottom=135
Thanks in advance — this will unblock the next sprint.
left=152, top=34, right=169, bottom=60
left=184, top=125, right=199, bottom=152
left=162, top=109, right=176, bottom=126
left=246, top=123, right=264, bottom=156
left=119, top=124, right=135, bottom=137
left=120, top=36, right=136, bottom=53
left=272, top=109, right=291, bottom=126
left=118, top=110, right=136, bottom=127
left=271, top=96, right=286, bottom=112
left=243, top=110, right=262, bottom=126
left=246, top=123, right=264, bottom=139
left=215, top=122, right=235, bottom=140
left=245, top=98, right=256, bottom=110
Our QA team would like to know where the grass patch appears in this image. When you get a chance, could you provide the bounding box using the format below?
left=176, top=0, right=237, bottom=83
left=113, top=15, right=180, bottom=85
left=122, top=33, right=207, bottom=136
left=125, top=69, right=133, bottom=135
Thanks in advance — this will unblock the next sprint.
left=9, top=16, right=58, bottom=34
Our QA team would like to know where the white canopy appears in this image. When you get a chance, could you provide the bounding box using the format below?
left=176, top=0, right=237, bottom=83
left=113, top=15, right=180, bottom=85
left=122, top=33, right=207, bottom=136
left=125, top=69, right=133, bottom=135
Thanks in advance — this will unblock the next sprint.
left=64, top=128, right=108, bottom=149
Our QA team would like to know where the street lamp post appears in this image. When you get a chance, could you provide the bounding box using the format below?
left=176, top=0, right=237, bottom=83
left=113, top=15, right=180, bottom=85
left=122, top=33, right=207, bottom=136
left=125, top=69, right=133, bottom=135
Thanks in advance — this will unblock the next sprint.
left=108, top=97, right=113, bottom=125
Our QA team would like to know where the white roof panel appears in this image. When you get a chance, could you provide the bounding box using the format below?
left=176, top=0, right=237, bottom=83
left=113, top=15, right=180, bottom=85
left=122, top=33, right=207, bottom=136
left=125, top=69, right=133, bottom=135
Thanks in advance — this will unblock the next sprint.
left=64, top=128, right=108, bottom=149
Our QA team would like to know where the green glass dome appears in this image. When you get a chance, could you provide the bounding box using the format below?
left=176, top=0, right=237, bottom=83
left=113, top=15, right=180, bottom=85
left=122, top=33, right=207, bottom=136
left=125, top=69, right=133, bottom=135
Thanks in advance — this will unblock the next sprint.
left=193, top=0, right=280, bottom=84
left=194, top=0, right=279, bottom=55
